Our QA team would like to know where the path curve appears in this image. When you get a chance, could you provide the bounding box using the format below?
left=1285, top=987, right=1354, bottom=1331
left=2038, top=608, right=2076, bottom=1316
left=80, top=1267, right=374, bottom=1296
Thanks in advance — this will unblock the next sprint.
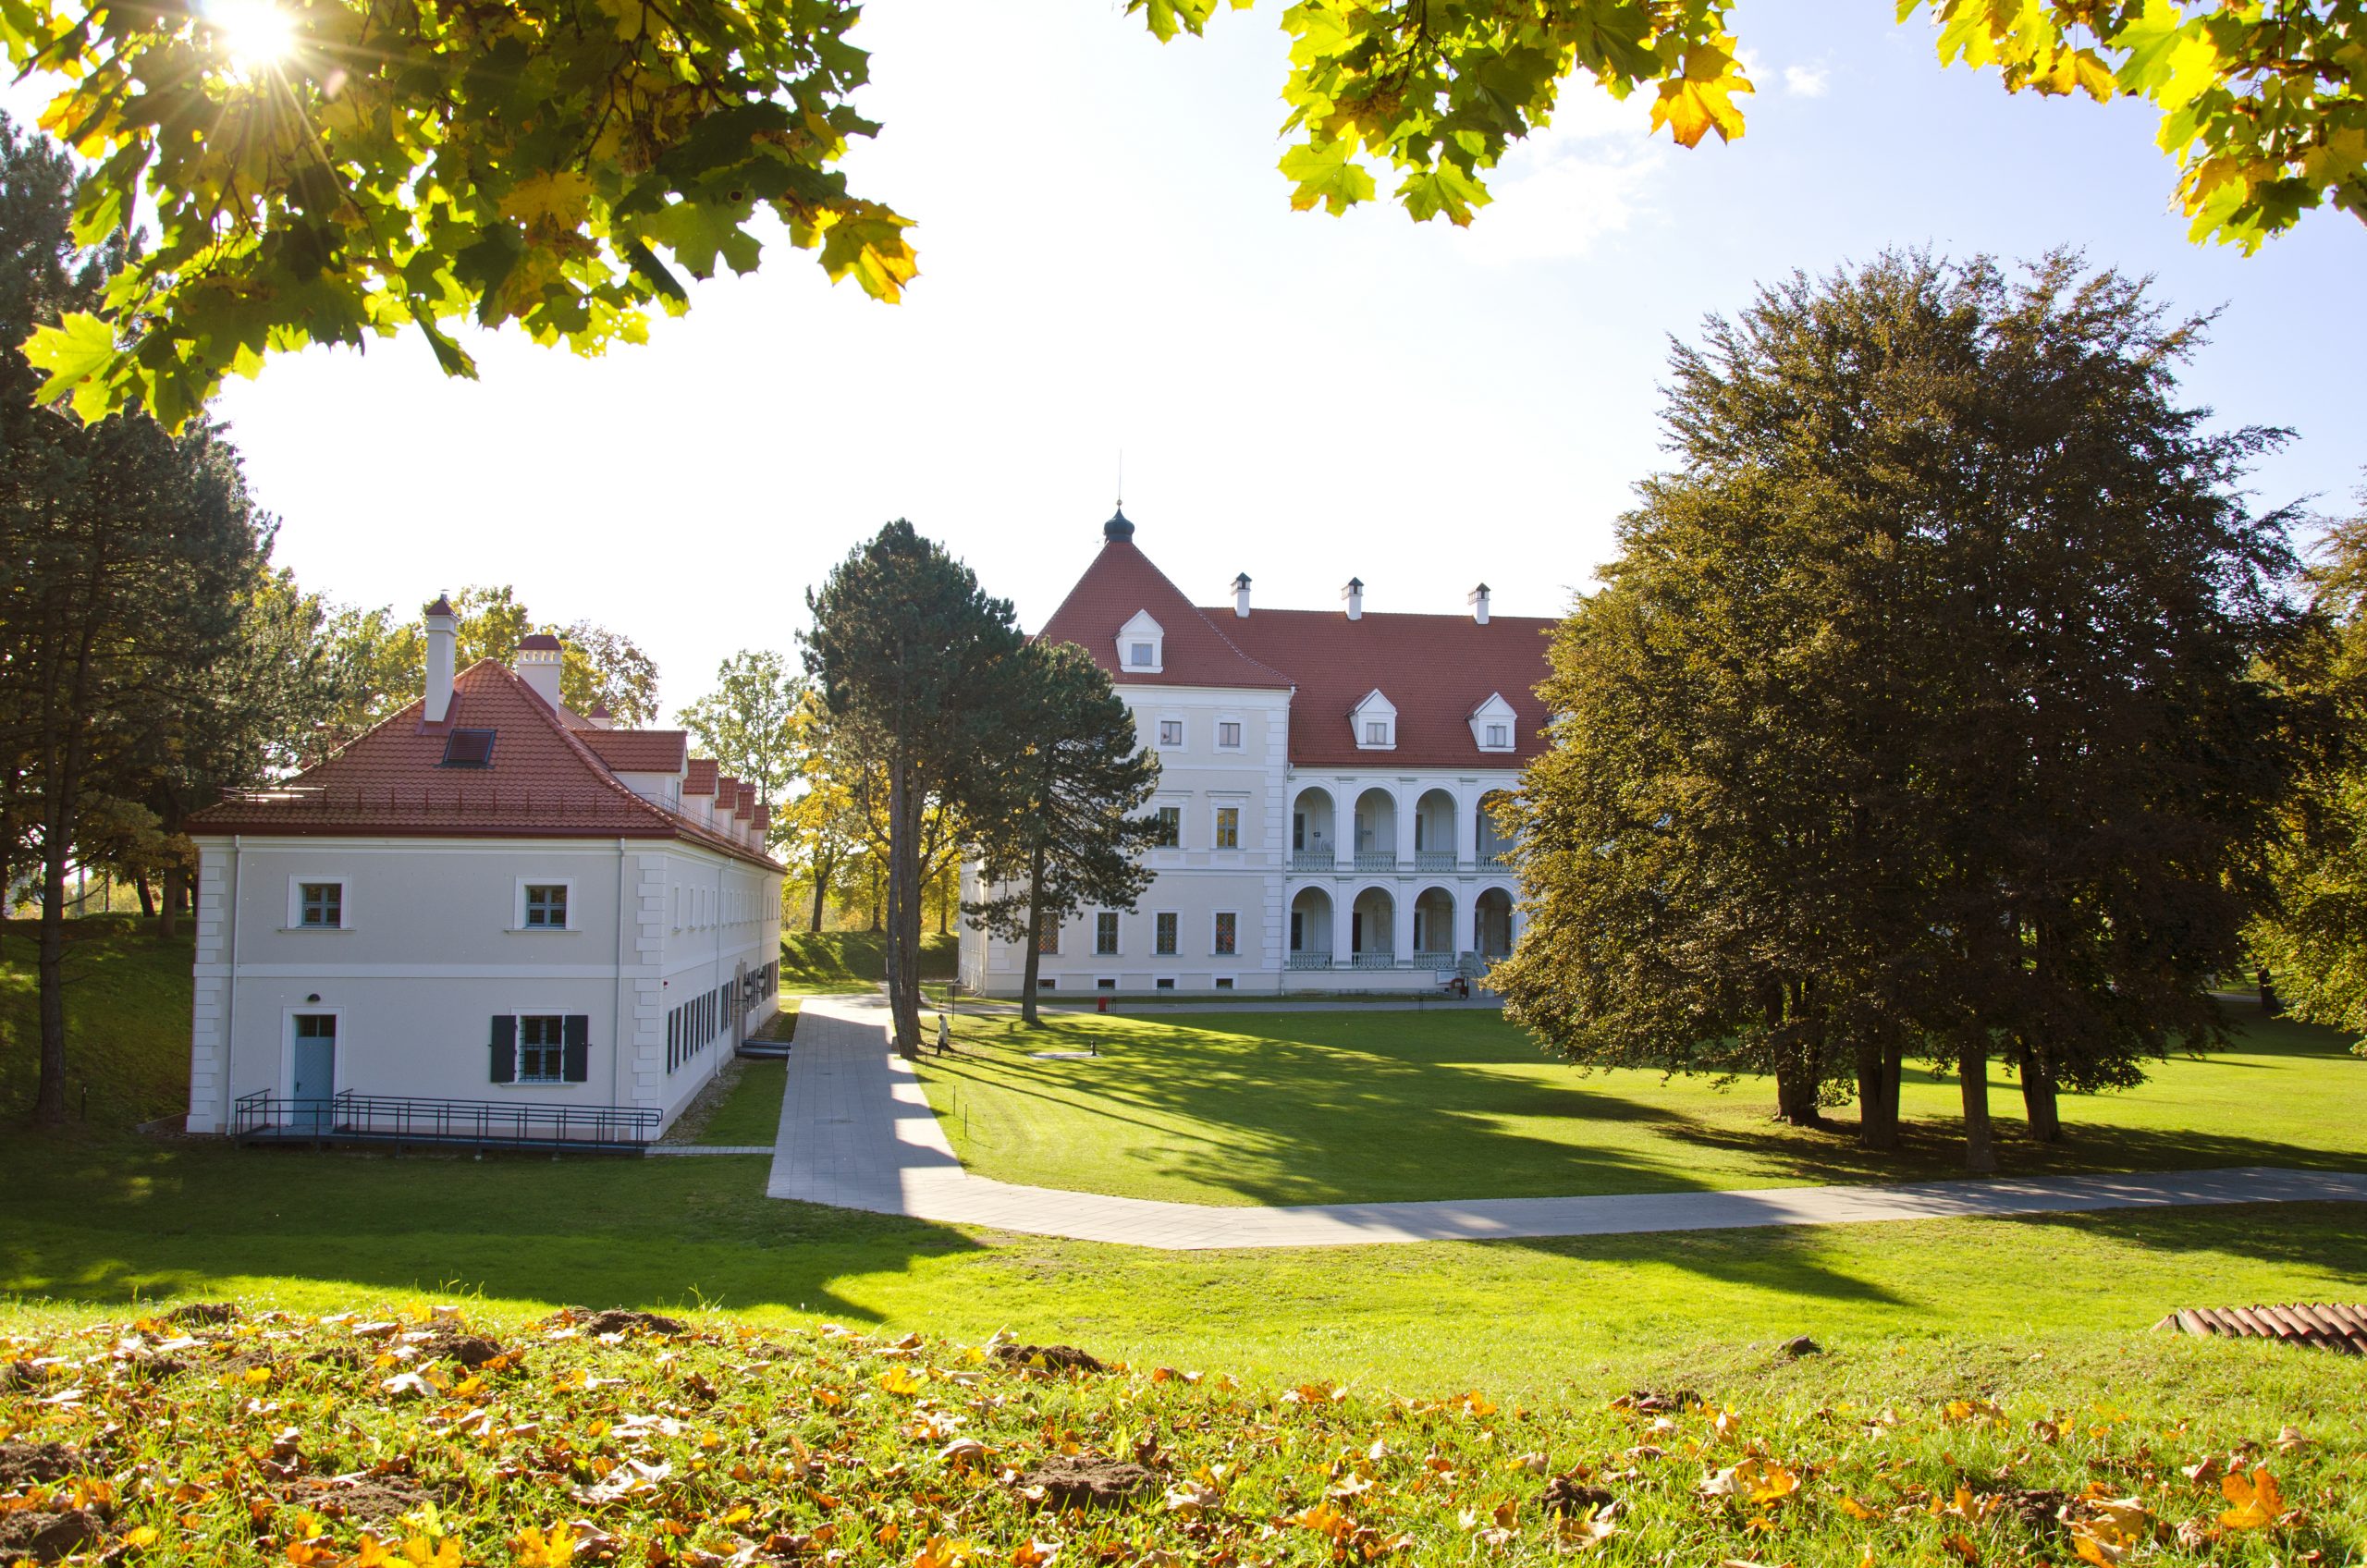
left=764, top=995, right=2367, bottom=1251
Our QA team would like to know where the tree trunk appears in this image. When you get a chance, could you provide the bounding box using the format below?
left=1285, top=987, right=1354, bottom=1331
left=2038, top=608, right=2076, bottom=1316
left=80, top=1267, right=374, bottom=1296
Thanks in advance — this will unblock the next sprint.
left=33, top=838, right=71, bottom=1125
left=807, top=847, right=833, bottom=934
left=1855, top=1035, right=1903, bottom=1151
left=1019, top=839, right=1049, bottom=1027
left=1959, top=1036, right=1996, bottom=1173
left=159, top=863, right=186, bottom=939
left=2017, top=1036, right=2062, bottom=1145
left=136, top=874, right=154, bottom=918
left=885, top=756, right=921, bottom=1058
left=1767, top=985, right=1822, bottom=1126
left=867, top=864, right=881, bottom=933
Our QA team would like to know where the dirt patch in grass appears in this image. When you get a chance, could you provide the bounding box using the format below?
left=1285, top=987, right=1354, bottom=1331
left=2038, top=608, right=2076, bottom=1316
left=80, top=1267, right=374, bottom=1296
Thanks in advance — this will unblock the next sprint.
left=558, top=1308, right=686, bottom=1338
left=993, top=1342, right=1104, bottom=1373
left=0, top=1442, right=88, bottom=1489
left=1018, top=1457, right=1157, bottom=1509
left=0, top=1506, right=100, bottom=1562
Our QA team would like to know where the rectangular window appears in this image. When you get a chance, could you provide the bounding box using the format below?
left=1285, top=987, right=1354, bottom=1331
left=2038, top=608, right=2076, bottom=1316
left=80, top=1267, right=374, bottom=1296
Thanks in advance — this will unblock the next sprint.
left=1486, top=723, right=1510, bottom=747
left=1213, top=912, right=1237, bottom=956
left=1156, top=912, right=1178, bottom=955
left=1130, top=642, right=1155, bottom=668
left=518, top=1014, right=565, bottom=1084
left=1159, top=719, right=1184, bottom=747
left=1097, top=977, right=1117, bottom=991
left=298, top=882, right=342, bottom=929
left=1366, top=721, right=1389, bottom=745
left=524, top=884, right=568, bottom=928
left=1154, top=807, right=1181, bottom=847
left=1217, top=721, right=1242, bottom=749
left=1156, top=977, right=1175, bottom=991
left=1036, top=916, right=1061, bottom=955
left=1215, top=806, right=1240, bottom=849
left=1215, top=976, right=1234, bottom=990
left=1095, top=912, right=1119, bottom=954
left=1036, top=978, right=1057, bottom=991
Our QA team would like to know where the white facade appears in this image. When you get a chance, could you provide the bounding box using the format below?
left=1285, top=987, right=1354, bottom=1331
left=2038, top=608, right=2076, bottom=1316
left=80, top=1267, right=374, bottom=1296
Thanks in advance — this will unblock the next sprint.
left=958, top=683, right=1525, bottom=997
left=186, top=833, right=780, bottom=1135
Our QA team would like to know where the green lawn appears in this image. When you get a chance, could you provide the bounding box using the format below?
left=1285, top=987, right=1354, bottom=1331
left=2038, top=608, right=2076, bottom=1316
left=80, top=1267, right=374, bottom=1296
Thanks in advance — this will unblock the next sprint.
left=914, top=1004, right=2367, bottom=1206
left=0, top=915, right=192, bottom=1126
left=694, top=1059, right=785, bottom=1145
left=5, top=924, right=2365, bottom=1405
left=779, top=928, right=956, bottom=994
left=5, top=1124, right=2366, bottom=1395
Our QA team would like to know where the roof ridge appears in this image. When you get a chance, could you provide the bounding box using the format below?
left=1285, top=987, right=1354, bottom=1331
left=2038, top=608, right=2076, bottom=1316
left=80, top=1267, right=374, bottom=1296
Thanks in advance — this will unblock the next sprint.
left=1039, top=541, right=1294, bottom=688
left=476, top=663, right=688, bottom=834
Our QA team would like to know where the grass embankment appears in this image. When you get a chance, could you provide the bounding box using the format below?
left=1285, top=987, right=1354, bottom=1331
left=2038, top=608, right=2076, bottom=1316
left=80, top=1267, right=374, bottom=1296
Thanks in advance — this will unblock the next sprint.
left=779, top=930, right=957, bottom=994
left=2, top=1303, right=2358, bottom=1568
left=0, top=916, right=190, bottom=1127
left=694, top=1060, right=787, bottom=1145
left=914, top=1005, right=2367, bottom=1207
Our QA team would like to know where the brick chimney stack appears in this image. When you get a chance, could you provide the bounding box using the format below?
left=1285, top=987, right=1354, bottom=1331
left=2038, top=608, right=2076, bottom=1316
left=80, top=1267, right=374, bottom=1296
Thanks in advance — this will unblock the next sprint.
left=423, top=594, right=457, bottom=723
left=517, top=633, right=564, bottom=711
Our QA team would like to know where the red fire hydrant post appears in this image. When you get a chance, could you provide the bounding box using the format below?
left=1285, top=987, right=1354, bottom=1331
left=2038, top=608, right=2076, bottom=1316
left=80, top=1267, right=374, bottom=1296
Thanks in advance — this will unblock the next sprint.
left=1097, top=995, right=1110, bottom=1014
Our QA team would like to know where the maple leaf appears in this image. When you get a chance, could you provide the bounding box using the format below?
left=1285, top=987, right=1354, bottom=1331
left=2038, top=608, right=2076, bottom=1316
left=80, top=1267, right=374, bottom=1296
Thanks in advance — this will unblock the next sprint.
left=400, top=1537, right=462, bottom=1568
left=2218, top=1465, right=2283, bottom=1529
left=511, top=1524, right=577, bottom=1567
left=1279, top=138, right=1378, bottom=215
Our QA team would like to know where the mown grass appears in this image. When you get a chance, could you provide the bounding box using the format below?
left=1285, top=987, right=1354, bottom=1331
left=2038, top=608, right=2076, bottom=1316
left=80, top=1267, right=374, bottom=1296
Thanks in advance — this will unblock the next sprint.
left=779, top=931, right=957, bottom=995
left=3, top=1297, right=2360, bottom=1568
left=695, top=1060, right=786, bottom=1145
left=0, top=916, right=190, bottom=1127
left=5, top=1114, right=2366, bottom=1393
left=912, top=1004, right=2367, bottom=1206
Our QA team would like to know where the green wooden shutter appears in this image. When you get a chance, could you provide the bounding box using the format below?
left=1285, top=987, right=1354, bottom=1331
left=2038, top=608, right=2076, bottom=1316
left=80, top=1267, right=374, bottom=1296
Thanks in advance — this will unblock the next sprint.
left=562, top=1014, right=590, bottom=1082
left=490, top=1015, right=517, bottom=1083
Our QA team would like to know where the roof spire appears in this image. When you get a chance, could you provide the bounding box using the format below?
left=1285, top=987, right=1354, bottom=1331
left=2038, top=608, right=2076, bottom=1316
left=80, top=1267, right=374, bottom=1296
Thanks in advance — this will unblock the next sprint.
left=1103, top=505, right=1134, bottom=543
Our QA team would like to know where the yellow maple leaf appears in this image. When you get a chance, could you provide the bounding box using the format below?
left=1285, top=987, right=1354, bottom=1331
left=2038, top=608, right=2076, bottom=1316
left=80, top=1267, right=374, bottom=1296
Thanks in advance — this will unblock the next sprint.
left=1650, top=43, right=1753, bottom=148
left=877, top=1365, right=926, bottom=1395
left=1836, top=1494, right=1880, bottom=1520
left=2218, top=1465, right=2283, bottom=1529
left=510, top=1524, right=576, bottom=1567
left=499, top=173, right=595, bottom=231
left=400, top=1536, right=462, bottom=1568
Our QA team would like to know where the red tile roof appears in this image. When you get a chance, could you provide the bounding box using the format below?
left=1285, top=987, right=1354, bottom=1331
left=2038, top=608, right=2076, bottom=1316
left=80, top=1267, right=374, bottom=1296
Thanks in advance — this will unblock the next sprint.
left=580, top=729, right=688, bottom=773
left=190, top=661, right=779, bottom=870
left=1217, top=606, right=1557, bottom=768
left=685, top=759, right=718, bottom=796
left=1036, top=533, right=1555, bottom=769
left=2156, top=1304, right=2367, bottom=1354
left=1037, top=539, right=1294, bottom=692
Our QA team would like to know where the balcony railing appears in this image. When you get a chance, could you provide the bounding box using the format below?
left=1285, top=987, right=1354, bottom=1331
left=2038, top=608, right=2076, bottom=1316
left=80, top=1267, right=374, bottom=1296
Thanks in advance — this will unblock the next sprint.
left=1289, top=851, right=1336, bottom=872
left=1354, top=852, right=1397, bottom=872
left=1414, top=949, right=1455, bottom=967
left=1414, top=851, right=1458, bottom=871
left=1285, top=951, right=1334, bottom=970
left=233, top=1089, right=657, bottom=1152
left=1349, top=953, right=1397, bottom=970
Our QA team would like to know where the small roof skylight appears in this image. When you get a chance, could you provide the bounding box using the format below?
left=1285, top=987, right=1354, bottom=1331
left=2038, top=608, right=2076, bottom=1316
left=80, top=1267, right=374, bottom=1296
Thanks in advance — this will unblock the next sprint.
left=440, top=728, right=497, bottom=767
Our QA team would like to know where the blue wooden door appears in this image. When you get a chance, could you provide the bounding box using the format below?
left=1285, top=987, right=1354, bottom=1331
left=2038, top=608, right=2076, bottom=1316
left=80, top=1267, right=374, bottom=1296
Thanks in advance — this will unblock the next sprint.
left=291, top=1014, right=336, bottom=1130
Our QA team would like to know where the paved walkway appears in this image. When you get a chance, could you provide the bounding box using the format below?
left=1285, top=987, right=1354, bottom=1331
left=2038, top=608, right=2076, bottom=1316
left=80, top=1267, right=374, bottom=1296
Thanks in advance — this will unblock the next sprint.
left=765, top=995, right=2367, bottom=1251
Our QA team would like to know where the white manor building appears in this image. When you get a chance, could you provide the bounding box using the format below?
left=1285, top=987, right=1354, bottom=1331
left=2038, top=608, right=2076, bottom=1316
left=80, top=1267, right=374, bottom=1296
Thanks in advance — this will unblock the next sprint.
left=960, top=512, right=1551, bottom=998
left=181, top=600, right=783, bottom=1147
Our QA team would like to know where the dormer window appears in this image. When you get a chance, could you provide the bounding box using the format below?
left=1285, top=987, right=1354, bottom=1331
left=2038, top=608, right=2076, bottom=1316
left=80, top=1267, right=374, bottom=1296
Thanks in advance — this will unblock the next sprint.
left=1468, top=692, right=1519, bottom=753
left=1351, top=689, right=1397, bottom=751
left=1115, top=610, right=1164, bottom=674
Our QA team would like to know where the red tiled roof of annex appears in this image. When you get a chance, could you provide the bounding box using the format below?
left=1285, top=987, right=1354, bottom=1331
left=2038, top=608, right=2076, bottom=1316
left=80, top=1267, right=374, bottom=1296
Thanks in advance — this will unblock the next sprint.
left=188, top=660, right=780, bottom=870
left=1036, top=518, right=1556, bottom=769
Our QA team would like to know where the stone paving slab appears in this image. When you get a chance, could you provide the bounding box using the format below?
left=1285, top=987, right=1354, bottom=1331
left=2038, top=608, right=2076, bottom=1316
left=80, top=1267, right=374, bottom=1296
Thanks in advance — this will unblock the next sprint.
left=648, top=1145, right=774, bottom=1156
left=765, top=995, right=2367, bottom=1251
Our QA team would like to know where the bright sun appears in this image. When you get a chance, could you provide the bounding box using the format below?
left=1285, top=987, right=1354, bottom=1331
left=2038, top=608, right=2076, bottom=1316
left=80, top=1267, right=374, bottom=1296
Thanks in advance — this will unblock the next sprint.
left=201, top=0, right=299, bottom=73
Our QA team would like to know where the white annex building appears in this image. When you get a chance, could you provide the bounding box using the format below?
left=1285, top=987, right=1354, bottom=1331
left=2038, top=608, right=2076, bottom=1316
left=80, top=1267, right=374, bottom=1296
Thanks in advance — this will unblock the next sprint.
left=181, top=599, right=783, bottom=1147
left=960, top=512, right=1551, bottom=998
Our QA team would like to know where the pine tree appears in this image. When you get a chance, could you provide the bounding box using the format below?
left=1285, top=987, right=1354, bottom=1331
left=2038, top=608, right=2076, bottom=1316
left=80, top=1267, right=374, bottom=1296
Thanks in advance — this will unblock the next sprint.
left=968, top=643, right=1164, bottom=1024
left=803, top=522, right=1025, bottom=1056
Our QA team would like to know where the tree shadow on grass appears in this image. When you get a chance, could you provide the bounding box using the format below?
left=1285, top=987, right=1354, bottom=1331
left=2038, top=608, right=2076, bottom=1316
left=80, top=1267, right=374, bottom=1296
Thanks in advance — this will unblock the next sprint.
left=0, top=1133, right=979, bottom=1324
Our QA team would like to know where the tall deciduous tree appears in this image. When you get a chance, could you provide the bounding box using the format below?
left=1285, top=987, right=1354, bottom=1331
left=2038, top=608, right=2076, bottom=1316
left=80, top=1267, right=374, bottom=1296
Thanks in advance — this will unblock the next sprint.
left=967, top=643, right=1163, bottom=1025
left=679, top=651, right=804, bottom=845
left=2251, top=484, right=2367, bottom=1047
left=803, top=521, right=1024, bottom=1055
left=320, top=585, right=660, bottom=737
left=1497, top=251, right=2308, bottom=1171
left=6, top=0, right=2356, bottom=425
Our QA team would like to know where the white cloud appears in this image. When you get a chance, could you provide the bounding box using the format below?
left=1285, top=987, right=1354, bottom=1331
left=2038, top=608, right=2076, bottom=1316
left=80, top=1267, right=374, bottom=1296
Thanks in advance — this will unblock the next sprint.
left=1784, top=64, right=1830, bottom=98
left=1451, top=143, right=1664, bottom=265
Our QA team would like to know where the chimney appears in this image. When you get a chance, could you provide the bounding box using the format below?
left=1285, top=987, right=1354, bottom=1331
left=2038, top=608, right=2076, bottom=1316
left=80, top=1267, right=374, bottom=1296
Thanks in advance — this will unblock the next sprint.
left=517, top=632, right=564, bottom=711
left=1343, top=577, right=1364, bottom=621
left=1232, top=572, right=1252, bottom=619
left=423, top=593, right=457, bottom=723
left=1468, top=582, right=1490, bottom=625
left=586, top=700, right=614, bottom=730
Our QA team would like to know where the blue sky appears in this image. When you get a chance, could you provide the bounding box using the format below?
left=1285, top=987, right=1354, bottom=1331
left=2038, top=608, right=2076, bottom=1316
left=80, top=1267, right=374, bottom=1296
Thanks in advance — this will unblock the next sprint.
left=52, top=0, right=2367, bottom=717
